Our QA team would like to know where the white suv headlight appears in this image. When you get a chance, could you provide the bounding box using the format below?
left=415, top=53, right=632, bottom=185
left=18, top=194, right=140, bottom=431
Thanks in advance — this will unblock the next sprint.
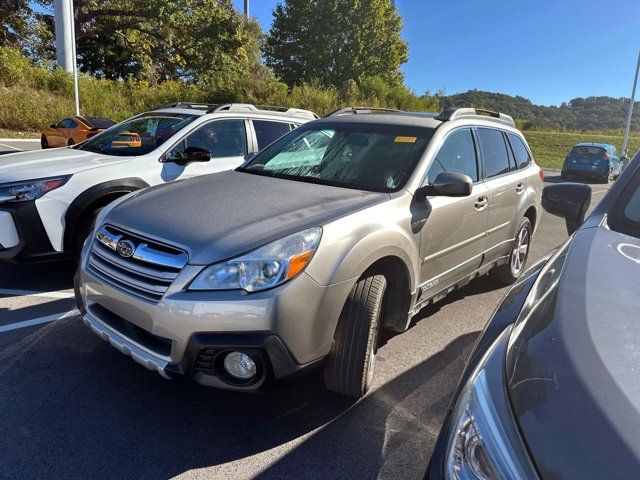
left=0, top=176, right=70, bottom=203
left=444, top=328, right=538, bottom=480
left=189, top=227, right=322, bottom=293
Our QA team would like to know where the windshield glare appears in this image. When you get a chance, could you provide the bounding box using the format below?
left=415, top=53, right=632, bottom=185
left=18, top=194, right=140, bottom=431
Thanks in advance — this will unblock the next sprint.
left=240, top=124, right=432, bottom=192
left=77, top=113, right=197, bottom=156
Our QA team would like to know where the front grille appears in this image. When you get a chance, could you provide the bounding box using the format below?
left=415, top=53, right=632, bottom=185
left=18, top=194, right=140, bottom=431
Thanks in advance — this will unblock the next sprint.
left=88, top=225, right=188, bottom=303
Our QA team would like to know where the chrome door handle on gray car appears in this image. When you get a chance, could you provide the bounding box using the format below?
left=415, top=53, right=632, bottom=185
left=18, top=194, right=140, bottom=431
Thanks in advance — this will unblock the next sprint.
left=475, top=196, right=489, bottom=210
left=75, top=106, right=543, bottom=398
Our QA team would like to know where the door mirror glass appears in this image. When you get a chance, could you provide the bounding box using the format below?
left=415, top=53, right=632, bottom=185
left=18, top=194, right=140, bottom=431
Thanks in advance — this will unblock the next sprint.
left=416, top=172, right=473, bottom=200
left=50, top=124, right=56, bottom=129
left=183, top=146, right=211, bottom=163
left=542, top=183, right=592, bottom=235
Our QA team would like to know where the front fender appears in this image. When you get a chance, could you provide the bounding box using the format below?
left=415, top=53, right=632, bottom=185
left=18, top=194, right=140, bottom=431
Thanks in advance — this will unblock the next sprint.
left=305, top=196, right=420, bottom=291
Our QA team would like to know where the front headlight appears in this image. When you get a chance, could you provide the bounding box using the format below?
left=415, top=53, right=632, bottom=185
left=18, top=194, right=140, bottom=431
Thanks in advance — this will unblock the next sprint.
left=189, top=227, right=322, bottom=293
left=0, top=176, right=71, bottom=203
left=444, top=328, right=538, bottom=480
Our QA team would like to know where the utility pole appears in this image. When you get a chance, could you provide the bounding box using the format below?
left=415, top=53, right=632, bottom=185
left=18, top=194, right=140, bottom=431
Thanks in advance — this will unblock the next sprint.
left=244, top=0, right=249, bottom=17
left=622, top=50, right=640, bottom=162
left=53, top=0, right=80, bottom=115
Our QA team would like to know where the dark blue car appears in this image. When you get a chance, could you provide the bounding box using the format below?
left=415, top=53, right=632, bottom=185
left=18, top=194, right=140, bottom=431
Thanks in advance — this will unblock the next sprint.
left=561, top=142, right=622, bottom=183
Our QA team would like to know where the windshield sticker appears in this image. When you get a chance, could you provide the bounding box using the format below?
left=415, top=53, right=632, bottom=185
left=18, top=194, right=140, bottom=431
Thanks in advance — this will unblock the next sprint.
left=146, top=119, right=159, bottom=136
left=395, top=136, right=417, bottom=143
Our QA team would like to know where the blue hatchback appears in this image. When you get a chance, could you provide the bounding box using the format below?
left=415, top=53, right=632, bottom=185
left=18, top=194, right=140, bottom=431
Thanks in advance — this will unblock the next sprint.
left=561, top=142, right=622, bottom=183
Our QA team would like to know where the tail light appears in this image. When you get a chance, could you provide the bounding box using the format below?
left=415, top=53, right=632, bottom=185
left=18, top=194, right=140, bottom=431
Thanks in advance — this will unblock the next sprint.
left=539, top=169, right=544, bottom=183
left=87, top=132, right=97, bottom=138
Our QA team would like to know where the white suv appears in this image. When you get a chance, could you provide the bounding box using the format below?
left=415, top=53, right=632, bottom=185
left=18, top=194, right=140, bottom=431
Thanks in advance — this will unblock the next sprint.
left=0, top=103, right=316, bottom=262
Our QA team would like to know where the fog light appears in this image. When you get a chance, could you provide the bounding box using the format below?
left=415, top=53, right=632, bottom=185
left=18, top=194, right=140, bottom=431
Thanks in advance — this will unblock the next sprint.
left=224, top=352, right=257, bottom=380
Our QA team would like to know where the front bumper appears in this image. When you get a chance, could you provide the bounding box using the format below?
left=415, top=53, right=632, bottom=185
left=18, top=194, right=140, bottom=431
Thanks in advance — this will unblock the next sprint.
left=0, top=201, right=63, bottom=262
left=76, top=251, right=354, bottom=390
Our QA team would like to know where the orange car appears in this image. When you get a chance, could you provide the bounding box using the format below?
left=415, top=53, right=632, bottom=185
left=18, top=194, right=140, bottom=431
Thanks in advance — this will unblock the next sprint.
left=41, top=116, right=117, bottom=149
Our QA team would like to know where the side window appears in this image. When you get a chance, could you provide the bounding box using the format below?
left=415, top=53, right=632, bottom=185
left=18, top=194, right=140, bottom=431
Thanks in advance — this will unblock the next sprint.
left=427, top=128, right=478, bottom=183
left=59, top=118, right=73, bottom=128
left=67, top=119, right=78, bottom=128
left=507, top=133, right=532, bottom=170
left=169, top=119, right=247, bottom=161
left=253, top=120, right=292, bottom=150
left=477, top=128, right=511, bottom=178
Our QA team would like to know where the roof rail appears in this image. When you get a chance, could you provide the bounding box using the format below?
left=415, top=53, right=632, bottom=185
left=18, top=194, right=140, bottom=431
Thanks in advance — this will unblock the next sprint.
left=436, top=108, right=515, bottom=127
left=155, top=102, right=220, bottom=110
left=325, top=106, right=404, bottom=117
left=207, top=103, right=318, bottom=119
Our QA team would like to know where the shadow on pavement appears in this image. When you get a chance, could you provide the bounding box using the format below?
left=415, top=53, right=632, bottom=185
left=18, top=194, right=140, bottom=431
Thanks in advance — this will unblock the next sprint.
left=0, top=312, right=477, bottom=480
left=0, top=260, right=75, bottom=291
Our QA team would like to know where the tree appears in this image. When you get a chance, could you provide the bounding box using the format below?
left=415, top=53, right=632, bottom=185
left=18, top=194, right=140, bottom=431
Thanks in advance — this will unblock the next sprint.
left=30, top=0, right=262, bottom=83
left=0, top=0, right=36, bottom=48
left=264, top=0, right=408, bottom=88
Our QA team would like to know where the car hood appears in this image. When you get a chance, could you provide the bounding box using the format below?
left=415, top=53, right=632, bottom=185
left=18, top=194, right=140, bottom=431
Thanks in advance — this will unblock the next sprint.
left=506, top=226, right=640, bottom=479
left=104, top=170, right=390, bottom=265
left=0, top=147, right=130, bottom=183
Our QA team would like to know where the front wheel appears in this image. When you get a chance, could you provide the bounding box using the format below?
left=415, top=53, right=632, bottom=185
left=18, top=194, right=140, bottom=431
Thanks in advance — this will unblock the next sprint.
left=491, top=218, right=532, bottom=285
left=324, top=274, right=387, bottom=398
left=41, top=135, right=49, bottom=149
left=73, top=208, right=102, bottom=263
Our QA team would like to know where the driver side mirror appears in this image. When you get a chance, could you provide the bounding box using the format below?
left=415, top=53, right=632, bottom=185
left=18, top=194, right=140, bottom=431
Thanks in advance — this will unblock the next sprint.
left=179, top=146, right=211, bottom=165
left=50, top=124, right=56, bottom=129
left=542, top=183, right=591, bottom=235
left=415, top=172, right=473, bottom=200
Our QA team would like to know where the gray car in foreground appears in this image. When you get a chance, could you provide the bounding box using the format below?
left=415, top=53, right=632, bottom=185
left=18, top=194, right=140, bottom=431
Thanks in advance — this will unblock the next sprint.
left=75, top=107, right=543, bottom=398
left=427, top=152, right=640, bottom=478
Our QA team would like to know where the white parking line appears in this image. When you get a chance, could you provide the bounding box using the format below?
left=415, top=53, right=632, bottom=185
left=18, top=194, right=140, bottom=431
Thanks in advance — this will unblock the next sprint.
left=0, top=288, right=74, bottom=300
left=0, top=309, right=79, bottom=333
left=592, top=189, right=608, bottom=195
left=0, top=142, right=21, bottom=151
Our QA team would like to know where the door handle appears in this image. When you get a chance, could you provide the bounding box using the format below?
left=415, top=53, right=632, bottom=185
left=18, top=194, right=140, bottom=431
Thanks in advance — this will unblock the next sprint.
left=515, top=182, right=525, bottom=194
left=474, top=196, right=488, bottom=210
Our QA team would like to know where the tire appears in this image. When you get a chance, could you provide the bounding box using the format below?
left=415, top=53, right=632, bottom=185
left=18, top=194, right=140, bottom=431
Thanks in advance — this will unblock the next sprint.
left=491, top=218, right=532, bottom=285
left=560, top=172, right=567, bottom=180
left=41, top=135, right=49, bottom=149
left=67, top=139, right=75, bottom=146
left=324, top=274, right=387, bottom=398
left=73, top=208, right=102, bottom=263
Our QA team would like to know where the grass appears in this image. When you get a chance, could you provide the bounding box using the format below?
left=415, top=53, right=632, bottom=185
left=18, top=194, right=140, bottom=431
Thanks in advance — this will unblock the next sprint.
left=524, top=130, right=640, bottom=169
left=0, top=128, right=39, bottom=139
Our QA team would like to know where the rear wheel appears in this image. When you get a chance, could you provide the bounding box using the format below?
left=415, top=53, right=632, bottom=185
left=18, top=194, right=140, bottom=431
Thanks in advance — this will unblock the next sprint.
left=41, top=135, right=48, bottom=149
left=324, top=274, right=387, bottom=398
left=67, top=139, right=75, bottom=146
left=491, top=218, right=531, bottom=285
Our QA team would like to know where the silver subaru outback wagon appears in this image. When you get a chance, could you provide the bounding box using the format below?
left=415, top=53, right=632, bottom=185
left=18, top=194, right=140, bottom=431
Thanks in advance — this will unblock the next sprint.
left=75, top=107, right=543, bottom=398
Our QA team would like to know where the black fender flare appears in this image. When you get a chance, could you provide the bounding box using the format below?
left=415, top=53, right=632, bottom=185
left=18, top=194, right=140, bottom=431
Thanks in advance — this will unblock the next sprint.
left=63, top=178, right=150, bottom=252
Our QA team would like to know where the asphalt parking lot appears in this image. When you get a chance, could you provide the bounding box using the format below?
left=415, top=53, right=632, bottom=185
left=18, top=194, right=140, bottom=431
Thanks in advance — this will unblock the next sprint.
left=0, top=139, right=41, bottom=154
left=0, top=171, right=612, bottom=480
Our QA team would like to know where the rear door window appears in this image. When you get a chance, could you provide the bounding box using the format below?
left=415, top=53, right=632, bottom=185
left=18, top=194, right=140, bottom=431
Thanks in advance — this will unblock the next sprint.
left=253, top=120, right=292, bottom=150
left=427, top=128, right=478, bottom=182
left=477, top=128, right=511, bottom=178
left=507, top=133, right=531, bottom=170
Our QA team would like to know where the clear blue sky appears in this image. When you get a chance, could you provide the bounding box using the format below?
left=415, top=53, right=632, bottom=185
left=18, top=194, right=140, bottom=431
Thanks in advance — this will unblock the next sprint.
left=232, top=0, right=640, bottom=106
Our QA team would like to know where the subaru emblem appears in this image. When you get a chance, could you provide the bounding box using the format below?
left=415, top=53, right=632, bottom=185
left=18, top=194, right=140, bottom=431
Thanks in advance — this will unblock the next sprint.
left=116, top=239, right=136, bottom=258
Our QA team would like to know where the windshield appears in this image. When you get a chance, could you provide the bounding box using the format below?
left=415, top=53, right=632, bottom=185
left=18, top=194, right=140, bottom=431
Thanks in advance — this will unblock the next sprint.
left=239, top=123, right=433, bottom=192
left=569, top=146, right=608, bottom=163
left=76, top=113, right=197, bottom=156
